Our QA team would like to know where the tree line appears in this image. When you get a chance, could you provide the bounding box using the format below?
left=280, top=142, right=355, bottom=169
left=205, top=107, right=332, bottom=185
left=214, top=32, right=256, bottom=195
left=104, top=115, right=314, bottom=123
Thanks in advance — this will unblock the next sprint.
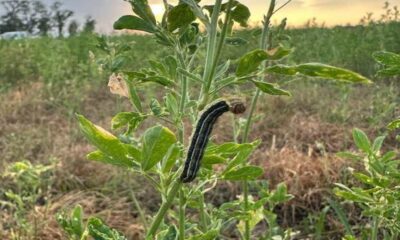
left=0, top=0, right=96, bottom=37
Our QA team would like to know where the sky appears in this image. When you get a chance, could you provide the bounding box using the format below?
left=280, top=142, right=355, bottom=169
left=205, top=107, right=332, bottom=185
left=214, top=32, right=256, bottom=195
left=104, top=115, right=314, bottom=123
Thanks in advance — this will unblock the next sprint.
left=5, top=0, right=400, bottom=32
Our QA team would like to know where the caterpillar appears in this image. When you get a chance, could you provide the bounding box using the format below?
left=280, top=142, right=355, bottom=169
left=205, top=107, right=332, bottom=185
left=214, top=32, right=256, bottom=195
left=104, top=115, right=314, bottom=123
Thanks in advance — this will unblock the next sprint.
left=180, top=99, right=246, bottom=183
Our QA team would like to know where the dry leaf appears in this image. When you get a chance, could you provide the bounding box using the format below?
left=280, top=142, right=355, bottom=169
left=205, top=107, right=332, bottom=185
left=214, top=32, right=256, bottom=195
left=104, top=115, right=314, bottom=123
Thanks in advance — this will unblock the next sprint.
left=108, top=73, right=129, bottom=98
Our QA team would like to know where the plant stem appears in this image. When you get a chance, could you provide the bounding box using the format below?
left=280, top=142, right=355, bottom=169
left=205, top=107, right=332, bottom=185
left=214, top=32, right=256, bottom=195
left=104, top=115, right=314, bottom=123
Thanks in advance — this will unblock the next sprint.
left=198, top=0, right=223, bottom=109
left=130, top=189, right=148, bottom=231
left=240, top=1, right=276, bottom=239
left=179, top=188, right=185, bottom=240
left=146, top=180, right=182, bottom=239
left=371, top=217, right=379, bottom=240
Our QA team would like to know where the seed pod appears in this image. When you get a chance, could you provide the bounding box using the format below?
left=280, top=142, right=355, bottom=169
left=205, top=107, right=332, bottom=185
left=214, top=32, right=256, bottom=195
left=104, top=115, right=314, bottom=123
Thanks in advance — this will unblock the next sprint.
left=180, top=100, right=246, bottom=183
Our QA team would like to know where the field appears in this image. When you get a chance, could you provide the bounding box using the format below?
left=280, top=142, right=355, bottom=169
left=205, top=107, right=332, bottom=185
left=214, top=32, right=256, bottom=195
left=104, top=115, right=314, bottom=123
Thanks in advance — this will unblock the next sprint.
left=1, top=2, right=400, bottom=240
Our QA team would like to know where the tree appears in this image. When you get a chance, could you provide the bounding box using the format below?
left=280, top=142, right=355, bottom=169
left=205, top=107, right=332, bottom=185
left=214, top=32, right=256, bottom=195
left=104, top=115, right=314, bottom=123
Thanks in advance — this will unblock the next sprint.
left=33, top=1, right=51, bottom=36
left=68, top=20, right=79, bottom=36
left=51, top=1, right=73, bottom=37
left=0, top=0, right=29, bottom=33
left=82, top=16, right=96, bottom=34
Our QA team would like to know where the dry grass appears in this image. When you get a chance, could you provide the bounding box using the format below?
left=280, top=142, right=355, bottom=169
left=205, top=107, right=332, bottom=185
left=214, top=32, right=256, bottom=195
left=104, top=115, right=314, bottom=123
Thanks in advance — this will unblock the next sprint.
left=0, top=81, right=397, bottom=239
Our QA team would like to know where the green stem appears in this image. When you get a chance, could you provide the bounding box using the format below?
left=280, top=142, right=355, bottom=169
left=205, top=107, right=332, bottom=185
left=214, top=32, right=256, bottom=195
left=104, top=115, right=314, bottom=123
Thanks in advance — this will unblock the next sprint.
left=198, top=0, right=223, bottom=109
left=371, top=217, right=379, bottom=240
left=199, top=194, right=208, bottom=231
left=179, top=188, right=185, bottom=240
left=240, top=1, right=276, bottom=239
left=130, top=187, right=148, bottom=232
left=146, top=180, right=182, bottom=239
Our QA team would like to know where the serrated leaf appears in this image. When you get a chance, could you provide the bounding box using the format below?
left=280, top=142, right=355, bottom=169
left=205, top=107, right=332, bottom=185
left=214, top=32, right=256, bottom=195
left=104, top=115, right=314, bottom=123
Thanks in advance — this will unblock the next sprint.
left=113, top=15, right=155, bottom=33
left=352, top=128, right=371, bottom=153
left=266, top=63, right=372, bottom=84
left=223, top=166, right=263, bottom=181
left=252, top=81, right=291, bottom=96
left=168, top=4, right=196, bottom=31
left=141, top=125, right=177, bottom=171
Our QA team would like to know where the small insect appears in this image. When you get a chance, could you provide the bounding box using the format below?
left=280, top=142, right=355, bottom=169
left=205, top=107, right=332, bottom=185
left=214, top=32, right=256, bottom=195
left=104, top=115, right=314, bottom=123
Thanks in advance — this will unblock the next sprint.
left=180, top=99, right=246, bottom=183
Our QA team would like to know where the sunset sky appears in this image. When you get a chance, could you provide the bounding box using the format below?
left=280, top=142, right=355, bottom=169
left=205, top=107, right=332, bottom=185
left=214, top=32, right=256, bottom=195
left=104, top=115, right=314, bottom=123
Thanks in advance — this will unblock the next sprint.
left=11, top=0, right=400, bottom=32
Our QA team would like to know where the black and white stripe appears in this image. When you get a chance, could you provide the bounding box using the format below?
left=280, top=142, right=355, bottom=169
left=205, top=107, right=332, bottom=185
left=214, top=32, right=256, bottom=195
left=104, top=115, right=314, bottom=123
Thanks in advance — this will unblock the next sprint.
left=180, top=100, right=230, bottom=183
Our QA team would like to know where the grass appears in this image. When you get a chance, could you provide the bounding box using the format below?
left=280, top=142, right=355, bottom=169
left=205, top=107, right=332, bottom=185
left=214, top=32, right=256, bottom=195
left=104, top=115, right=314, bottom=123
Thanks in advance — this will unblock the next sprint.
left=0, top=20, right=399, bottom=239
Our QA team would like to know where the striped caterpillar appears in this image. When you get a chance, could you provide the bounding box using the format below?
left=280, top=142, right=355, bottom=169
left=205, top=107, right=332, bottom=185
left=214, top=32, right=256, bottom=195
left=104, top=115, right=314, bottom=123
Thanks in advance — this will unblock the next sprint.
left=180, top=100, right=246, bottom=183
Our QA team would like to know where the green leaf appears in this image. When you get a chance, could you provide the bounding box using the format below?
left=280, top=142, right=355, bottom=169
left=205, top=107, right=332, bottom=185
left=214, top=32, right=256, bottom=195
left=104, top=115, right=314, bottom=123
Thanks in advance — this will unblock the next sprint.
left=188, top=230, right=219, bottom=240
left=168, top=4, right=196, bottom=31
left=111, top=112, right=145, bottom=130
left=71, top=205, right=84, bottom=237
left=202, top=154, right=226, bottom=165
left=141, top=125, right=177, bottom=171
left=159, top=225, right=178, bottom=240
left=225, top=37, right=248, bottom=46
left=236, top=50, right=269, bottom=77
left=387, top=119, right=400, bottom=131
left=265, top=45, right=293, bottom=60
left=251, top=81, right=291, bottom=96
left=129, top=0, right=156, bottom=25
left=113, top=15, right=155, bottom=33
left=161, top=144, right=181, bottom=173
left=231, top=3, right=251, bottom=27
left=87, top=217, right=127, bottom=240
left=336, top=152, right=362, bottom=161
left=150, top=99, right=164, bottom=117
left=266, top=63, right=373, bottom=84
left=125, top=82, right=143, bottom=112
left=143, top=76, right=175, bottom=87
left=77, top=114, right=135, bottom=168
left=372, top=136, right=385, bottom=153
left=373, top=51, right=400, bottom=66
left=87, top=150, right=139, bottom=168
left=223, top=166, right=263, bottom=181
left=269, top=183, right=294, bottom=204
left=224, top=141, right=261, bottom=172
left=352, top=128, right=371, bottom=153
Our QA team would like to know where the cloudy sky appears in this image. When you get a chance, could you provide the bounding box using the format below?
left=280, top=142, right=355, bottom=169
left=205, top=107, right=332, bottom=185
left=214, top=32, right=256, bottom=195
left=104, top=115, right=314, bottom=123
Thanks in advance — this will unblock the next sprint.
left=12, top=0, right=400, bottom=32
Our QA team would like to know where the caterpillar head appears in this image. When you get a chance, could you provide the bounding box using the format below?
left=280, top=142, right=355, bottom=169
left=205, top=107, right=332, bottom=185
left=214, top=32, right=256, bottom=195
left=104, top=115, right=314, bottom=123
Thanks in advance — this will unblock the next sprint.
left=229, top=101, right=246, bottom=115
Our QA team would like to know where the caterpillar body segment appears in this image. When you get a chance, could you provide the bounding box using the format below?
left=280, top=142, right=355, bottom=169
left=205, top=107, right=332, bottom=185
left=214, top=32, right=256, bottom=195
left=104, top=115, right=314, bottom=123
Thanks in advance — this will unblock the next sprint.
left=180, top=100, right=245, bottom=183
